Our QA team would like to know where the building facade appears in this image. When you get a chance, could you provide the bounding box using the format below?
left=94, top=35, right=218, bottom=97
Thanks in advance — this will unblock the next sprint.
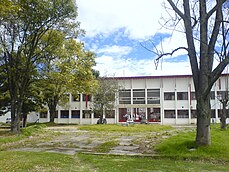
left=39, top=75, right=229, bottom=125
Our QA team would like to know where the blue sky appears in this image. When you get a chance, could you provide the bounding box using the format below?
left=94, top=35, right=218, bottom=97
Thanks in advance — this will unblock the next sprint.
left=77, top=0, right=192, bottom=77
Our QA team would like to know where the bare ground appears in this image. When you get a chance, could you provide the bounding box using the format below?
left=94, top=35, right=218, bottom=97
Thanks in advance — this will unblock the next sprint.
left=9, top=125, right=195, bottom=156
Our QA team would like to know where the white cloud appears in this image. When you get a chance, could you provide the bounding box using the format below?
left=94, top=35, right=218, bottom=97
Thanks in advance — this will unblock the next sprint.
left=77, top=0, right=165, bottom=39
left=97, top=45, right=132, bottom=56
left=94, top=54, right=192, bottom=77
left=77, top=0, right=193, bottom=77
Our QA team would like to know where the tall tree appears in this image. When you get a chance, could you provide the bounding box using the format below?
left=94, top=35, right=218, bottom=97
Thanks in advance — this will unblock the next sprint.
left=155, top=0, right=229, bottom=145
left=38, top=32, right=97, bottom=122
left=92, top=77, right=120, bottom=124
left=0, top=0, right=81, bottom=132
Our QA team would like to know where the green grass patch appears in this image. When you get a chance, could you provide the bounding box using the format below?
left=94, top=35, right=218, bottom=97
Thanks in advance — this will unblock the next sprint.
left=78, top=153, right=229, bottom=172
left=155, top=124, right=229, bottom=161
left=20, top=124, right=47, bottom=136
left=79, top=124, right=172, bottom=133
left=0, top=151, right=93, bottom=172
left=94, top=140, right=119, bottom=153
left=0, top=124, right=48, bottom=150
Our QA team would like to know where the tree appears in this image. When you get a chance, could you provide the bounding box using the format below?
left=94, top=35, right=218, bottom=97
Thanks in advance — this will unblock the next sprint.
left=0, top=0, right=81, bottom=132
left=38, top=33, right=97, bottom=123
left=154, top=0, right=229, bottom=145
left=92, top=77, right=120, bottom=124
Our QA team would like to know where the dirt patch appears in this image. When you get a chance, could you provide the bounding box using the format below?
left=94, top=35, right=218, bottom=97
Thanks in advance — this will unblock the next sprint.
left=10, top=125, right=195, bottom=156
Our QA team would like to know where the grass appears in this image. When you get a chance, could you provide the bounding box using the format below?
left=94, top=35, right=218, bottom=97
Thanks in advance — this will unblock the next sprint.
left=155, top=124, right=229, bottom=161
left=1, top=123, right=229, bottom=171
left=78, top=153, right=229, bottom=172
left=94, top=140, right=119, bottom=153
left=0, top=124, right=54, bottom=151
left=0, top=151, right=93, bottom=172
left=78, top=124, right=173, bottom=133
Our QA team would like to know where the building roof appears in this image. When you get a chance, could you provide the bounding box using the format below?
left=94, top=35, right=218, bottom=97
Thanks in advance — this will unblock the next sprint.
left=109, top=73, right=229, bottom=80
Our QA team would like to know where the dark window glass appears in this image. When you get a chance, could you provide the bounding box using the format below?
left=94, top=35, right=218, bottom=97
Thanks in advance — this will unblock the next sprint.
left=106, top=110, right=115, bottom=118
left=164, top=92, right=175, bottom=100
left=71, top=110, right=80, bottom=118
left=177, top=92, right=188, bottom=100
left=164, top=110, right=175, bottom=118
left=147, top=89, right=160, bottom=104
left=83, top=94, right=92, bottom=101
left=191, top=110, right=197, bottom=118
left=40, top=111, right=47, bottom=118
left=177, top=110, right=188, bottom=118
left=83, top=110, right=91, bottom=118
left=147, top=108, right=160, bottom=122
left=133, top=89, right=145, bottom=104
left=210, top=91, right=215, bottom=99
left=60, top=110, right=69, bottom=118
left=190, top=92, right=196, bottom=100
left=119, top=89, right=131, bottom=104
left=119, top=108, right=131, bottom=122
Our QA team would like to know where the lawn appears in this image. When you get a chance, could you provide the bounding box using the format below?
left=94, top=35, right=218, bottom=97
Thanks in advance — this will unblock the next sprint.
left=0, top=123, right=228, bottom=171
left=78, top=123, right=173, bottom=132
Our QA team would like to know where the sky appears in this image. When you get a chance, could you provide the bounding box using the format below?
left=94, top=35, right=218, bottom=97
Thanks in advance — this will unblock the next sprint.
left=76, top=0, right=192, bottom=77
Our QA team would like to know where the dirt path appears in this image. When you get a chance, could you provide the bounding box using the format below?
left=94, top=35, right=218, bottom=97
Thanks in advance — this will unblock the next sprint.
left=11, top=125, right=195, bottom=156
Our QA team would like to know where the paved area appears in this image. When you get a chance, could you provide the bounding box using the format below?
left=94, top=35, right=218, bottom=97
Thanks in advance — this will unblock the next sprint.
left=11, top=125, right=195, bottom=156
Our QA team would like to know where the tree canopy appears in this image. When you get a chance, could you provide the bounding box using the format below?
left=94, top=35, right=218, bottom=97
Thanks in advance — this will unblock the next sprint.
left=0, top=0, right=83, bottom=132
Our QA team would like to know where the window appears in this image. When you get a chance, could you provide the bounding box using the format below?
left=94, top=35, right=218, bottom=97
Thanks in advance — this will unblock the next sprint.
left=72, top=94, right=80, bottom=102
left=83, top=94, right=92, bottom=101
left=190, top=92, right=196, bottom=100
left=40, top=110, right=48, bottom=118
left=147, top=108, right=160, bottom=122
left=177, top=110, right=188, bottom=118
left=217, top=109, right=229, bottom=118
left=177, top=92, right=188, bottom=100
left=106, top=110, right=115, bottom=118
left=164, top=110, right=175, bottom=118
left=211, top=110, right=216, bottom=118
left=83, top=110, right=91, bottom=118
left=61, top=110, right=69, bottom=118
left=119, top=89, right=131, bottom=104
left=210, top=91, right=215, bottom=99
left=133, top=89, right=145, bottom=104
left=164, top=92, right=175, bottom=100
left=217, top=91, right=229, bottom=100
left=147, top=89, right=160, bottom=104
left=71, top=110, right=80, bottom=118
left=191, top=110, right=197, bottom=118
left=119, top=108, right=131, bottom=122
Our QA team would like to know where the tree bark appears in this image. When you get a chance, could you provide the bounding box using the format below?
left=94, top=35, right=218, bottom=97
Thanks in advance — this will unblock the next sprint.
left=220, top=101, right=227, bottom=130
left=196, top=95, right=211, bottom=146
left=48, top=97, right=58, bottom=123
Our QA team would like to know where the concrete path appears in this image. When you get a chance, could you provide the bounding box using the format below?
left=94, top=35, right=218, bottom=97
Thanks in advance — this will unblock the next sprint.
left=11, top=125, right=195, bottom=156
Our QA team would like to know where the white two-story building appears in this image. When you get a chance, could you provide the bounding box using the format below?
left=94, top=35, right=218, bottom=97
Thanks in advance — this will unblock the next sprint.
left=39, top=74, right=229, bottom=125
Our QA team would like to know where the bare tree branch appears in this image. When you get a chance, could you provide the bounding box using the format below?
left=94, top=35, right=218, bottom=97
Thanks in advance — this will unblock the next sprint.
left=167, top=0, right=185, bottom=19
left=208, top=0, right=223, bottom=71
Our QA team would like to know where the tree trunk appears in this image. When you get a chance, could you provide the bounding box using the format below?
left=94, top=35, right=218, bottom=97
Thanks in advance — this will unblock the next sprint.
left=196, top=96, right=211, bottom=146
left=10, top=99, right=22, bottom=132
left=22, top=113, right=27, bottom=128
left=48, top=98, right=58, bottom=123
left=220, top=101, right=227, bottom=130
left=49, top=106, right=56, bottom=123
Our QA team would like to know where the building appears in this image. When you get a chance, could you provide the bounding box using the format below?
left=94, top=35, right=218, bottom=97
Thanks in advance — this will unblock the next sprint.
left=39, top=74, right=229, bottom=125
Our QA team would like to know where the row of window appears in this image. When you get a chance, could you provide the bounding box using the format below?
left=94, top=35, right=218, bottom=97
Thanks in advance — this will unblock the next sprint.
left=164, top=109, right=229, bottom=118
left=164, top=91, right=216, bottom=100
left=71, top=94, right=92, bottom=102
left=69, top=91, right=228, bottom=104
left=40, top=110, right=115, bottom=118
left=119, top=89, right=160, bottom=104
